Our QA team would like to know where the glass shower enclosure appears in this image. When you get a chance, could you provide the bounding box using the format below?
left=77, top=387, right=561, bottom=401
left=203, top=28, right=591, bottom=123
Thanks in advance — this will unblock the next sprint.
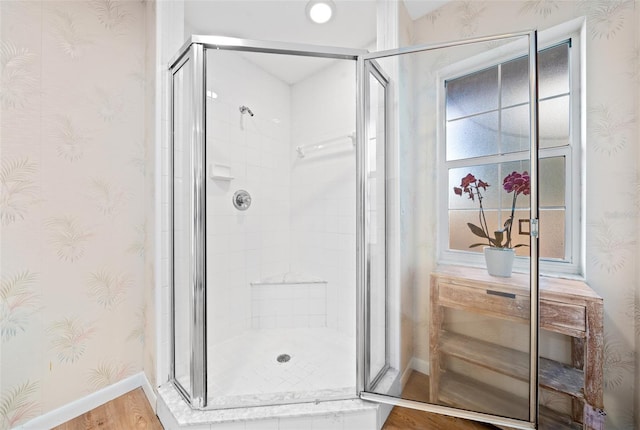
left=170, top=36, right=366, bottom=410
left=170, top=32, right=540, bottom=428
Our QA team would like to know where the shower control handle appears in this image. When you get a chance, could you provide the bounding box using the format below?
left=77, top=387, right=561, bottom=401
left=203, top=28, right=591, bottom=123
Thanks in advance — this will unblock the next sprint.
left=233, top=190, right=252, bottom=211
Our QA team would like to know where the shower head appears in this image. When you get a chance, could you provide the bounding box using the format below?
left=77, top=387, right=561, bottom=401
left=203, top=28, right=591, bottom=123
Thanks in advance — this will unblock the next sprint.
left=239, top=105, right=254, bottom=117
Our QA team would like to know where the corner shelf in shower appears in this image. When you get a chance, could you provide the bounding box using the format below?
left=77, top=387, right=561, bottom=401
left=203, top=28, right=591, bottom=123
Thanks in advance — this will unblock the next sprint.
left=430, top=265, right=604, bottom=430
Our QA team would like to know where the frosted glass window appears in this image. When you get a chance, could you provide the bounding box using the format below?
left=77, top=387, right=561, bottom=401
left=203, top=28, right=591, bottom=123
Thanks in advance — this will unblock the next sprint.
left=539, top=209, right=566, bottom=259
left=501, top=95, right=570, bottom=153
left=449, top=164, right=499, bottom=210
left=449, top=210, right=499, bottom=253
left=446, top=112, right=499, bottom=160
left=539, top=43, right=570, bottom=99
left=446, top=67, right=498, bottom=120
left=501, top=43, right=569, bottom=107
left=539, top=157, right=566, bottom=207
left=540, top=96, right=570, bottom=148
left=446, top=41, right=570, bottom=159
left=499, top=160, right=532, bottom=210
left=501, top=56, right=529, bottom=108
left=444, top=40, right=574, bottom=264
left=501, top=105, right=529, bottom=153
left=448, top=157, right=566, bottom=256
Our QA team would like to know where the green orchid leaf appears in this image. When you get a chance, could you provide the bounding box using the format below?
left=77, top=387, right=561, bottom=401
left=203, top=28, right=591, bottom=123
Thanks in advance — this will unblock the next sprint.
left=514, top=244, right=530, bottom=248
left=469, top=243, right=487, bottom=248
left=466, top=223, right=488, bottom=238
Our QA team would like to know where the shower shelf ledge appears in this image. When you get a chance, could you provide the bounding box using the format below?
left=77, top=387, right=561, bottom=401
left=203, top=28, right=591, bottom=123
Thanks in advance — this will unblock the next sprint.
left=210, top=174, right=235, bottom=181
left=296, top=132, right=355, bottom=158
left=209, top=163, right=234, bottom=181
left=250, top=271, right=327, bottom=286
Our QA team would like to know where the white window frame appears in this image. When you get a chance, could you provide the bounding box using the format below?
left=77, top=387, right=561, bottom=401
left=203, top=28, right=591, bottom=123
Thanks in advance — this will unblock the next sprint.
left=436, top=20, right=585, bottom=277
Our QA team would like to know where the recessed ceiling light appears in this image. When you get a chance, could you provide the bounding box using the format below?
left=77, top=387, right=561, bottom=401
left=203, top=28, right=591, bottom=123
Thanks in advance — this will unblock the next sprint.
left=306, top=0, right=335, bottom=24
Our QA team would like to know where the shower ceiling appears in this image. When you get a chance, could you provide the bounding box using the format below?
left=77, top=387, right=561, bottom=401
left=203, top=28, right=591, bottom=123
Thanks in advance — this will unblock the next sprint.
left=184, top=0, right=447, bottom=84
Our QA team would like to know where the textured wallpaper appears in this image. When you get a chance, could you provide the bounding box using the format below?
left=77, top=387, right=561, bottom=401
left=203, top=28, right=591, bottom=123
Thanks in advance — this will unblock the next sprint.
left=409, top=1, right=639, bottom=428
left=0, top=1, right=154, bottom=428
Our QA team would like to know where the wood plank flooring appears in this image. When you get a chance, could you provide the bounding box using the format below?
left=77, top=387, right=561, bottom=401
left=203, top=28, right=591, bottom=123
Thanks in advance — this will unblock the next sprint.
left=53, top=388, right=163, bottom=430
left=382, top=371, right=498, bottom=430
left=54, top=373, right=495, bottom=430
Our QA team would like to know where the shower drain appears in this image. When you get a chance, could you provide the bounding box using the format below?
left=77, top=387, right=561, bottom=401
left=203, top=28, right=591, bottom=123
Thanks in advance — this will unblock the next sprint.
left=276, top=353, right=291, bottom=363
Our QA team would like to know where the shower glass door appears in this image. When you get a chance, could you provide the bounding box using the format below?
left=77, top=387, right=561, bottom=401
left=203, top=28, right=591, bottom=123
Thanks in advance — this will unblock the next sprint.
left=171, top=48, right=194, bottom=400
left=170, top=43, right=207, bottom=407
left=171, top=36, right=368, bottom=410
left=360, top=32, right=540, bottom=429
left=363, top=59, right=389, bottom=390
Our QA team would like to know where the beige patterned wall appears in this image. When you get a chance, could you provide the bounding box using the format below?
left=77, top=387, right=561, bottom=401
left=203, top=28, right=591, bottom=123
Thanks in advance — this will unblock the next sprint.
left=142, top=0, right=157, bottom=396
left=407, top=1, right=638, bottom=428
left=0, top=1, right=154, bottom=427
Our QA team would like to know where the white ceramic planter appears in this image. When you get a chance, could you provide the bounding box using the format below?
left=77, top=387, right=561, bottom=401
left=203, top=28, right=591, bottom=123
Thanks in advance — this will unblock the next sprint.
left=483, top=247, right=516, bottom=277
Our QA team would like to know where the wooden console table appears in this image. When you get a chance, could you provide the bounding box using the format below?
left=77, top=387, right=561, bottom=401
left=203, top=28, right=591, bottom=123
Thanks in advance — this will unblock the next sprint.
left=430, top=265, right=604, bottom=429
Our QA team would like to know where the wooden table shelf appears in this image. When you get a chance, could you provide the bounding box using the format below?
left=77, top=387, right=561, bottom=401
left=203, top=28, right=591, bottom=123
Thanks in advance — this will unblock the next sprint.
left=440, top=372, right=582, bottom=430
left=439, top=331, right=585, bottom=399
left=430, top=265, right=604, bottom=430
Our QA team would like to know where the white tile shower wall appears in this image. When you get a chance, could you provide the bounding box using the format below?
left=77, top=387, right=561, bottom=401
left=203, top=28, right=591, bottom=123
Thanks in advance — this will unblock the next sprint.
left=290, top=60, right=357, bottom=338
left=250, top=283, right=327, bottom=329
left=206, top=49, right=291, bottom=344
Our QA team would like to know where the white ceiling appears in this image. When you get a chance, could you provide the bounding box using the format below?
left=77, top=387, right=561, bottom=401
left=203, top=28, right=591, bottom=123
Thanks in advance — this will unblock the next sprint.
left=184, top=0, right=447, bottom=84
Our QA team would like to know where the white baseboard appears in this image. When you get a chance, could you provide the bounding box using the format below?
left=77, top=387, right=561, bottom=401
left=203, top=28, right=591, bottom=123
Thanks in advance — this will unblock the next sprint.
left=400, top=357, right=430, bottom=388
left=18, top=372, right=153, bottom=429
left=400, top=362, right=413, bottom=387
left=411, top=357, right=430, bottom=376
left=140, top=373, right=158, bottom=413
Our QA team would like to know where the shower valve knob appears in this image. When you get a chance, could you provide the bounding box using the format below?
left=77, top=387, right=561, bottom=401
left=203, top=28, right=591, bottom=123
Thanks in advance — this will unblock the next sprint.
left=233, top=190, right=252, bottom=211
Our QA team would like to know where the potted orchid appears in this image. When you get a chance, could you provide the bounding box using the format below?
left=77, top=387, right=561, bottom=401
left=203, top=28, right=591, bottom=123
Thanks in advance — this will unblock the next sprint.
left=453, top=171, right=530, bottom=277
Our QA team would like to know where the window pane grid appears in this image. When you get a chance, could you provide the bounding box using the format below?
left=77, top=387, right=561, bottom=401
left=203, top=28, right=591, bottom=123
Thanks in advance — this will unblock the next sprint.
left=445, top=41, right=571, bottom=262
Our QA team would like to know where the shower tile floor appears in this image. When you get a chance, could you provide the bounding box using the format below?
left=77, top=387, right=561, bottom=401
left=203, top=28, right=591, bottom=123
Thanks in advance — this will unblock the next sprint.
left=207, top=327, right=356, bottom=408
